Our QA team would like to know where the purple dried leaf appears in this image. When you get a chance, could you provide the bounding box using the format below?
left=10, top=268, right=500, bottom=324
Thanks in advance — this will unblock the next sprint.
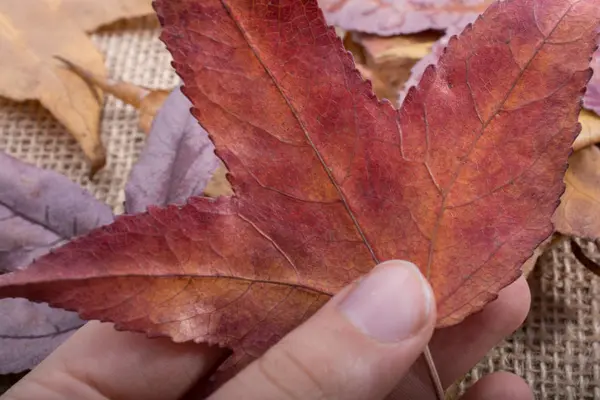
left=125, top=87, right=220, bottom=213
left=0, top=152, right=113, bottom=271
left=319, top=0, right=489, bottom=36
left=0, top=300, right=83, bottom=374
left=583, top=48, right=600, bottom=115
left=0, top=152, right=113, bottom=373
left=0, top=207, right=58, bottom=274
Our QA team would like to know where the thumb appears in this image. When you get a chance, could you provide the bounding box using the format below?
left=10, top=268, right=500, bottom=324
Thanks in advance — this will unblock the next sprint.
left=210, top=260, right=436, bottom=400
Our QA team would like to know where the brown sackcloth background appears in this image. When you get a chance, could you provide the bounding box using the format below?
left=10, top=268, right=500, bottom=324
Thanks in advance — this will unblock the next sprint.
left=0, top=17, right=599, bottom=399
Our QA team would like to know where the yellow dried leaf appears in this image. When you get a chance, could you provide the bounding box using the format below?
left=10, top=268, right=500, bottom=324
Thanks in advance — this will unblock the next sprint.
left=56, top=56, right=170, bottom=134
left=138, top=89, right=170, bottom=133
left=573, top=109, right=600, bottom=151
left=351, top=32, right=440, bottom=100
left=0, top=0, right=107, bottom=173
left=54, top=57, right=234, bottom=198
left=354, top=64, right=388, bottom=102
left=333, top=26, right=346, bottom=39
left=554, top=146, right=600, bottom=239
left=57, top=0, right=155, bottom=32
left=203, top=164, right=233, bottom=197
left=357, top=32, right=439, bottom=63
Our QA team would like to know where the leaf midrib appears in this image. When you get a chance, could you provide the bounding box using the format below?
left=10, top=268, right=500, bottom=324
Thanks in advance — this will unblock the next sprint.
left=220, top=0, right=379, bottom=266
left=219, top=0, right=577, bottom=289
left=9, top=273, right=333, bottom=297
left=0, top=198, right=65, bottom=240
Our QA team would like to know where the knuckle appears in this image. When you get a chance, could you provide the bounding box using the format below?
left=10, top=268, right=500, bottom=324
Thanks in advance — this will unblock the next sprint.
left=256, top=341, right=329, bottom=399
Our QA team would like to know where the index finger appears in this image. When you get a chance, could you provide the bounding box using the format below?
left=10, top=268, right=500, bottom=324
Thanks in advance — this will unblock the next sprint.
left=2, top=321, right=225, bottom=400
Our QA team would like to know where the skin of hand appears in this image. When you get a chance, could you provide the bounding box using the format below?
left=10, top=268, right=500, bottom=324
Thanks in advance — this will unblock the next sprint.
left=1, top=260, right=533, bottom=400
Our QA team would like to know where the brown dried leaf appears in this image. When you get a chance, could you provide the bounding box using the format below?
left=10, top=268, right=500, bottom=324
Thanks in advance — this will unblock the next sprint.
left=58, top=0, right=155, bottom=32
left=56, top=56, right=170, bottom=134
left=351, top=31, right=440, bottom=100
left=520, top=250, right=540, bottom=277
left=573, top=110, right=600, bottom=151
left=352, top=64, right=387, bottom=102
left=356, top=32, right=440, bottom=67
left=203, top=164, right=233, bottom=198
left=0, top=0, right=107, bottom=173
left=57, top=57, right=235, bottom=196
left=138, top=89, right=171, bottom=133
left=553, top=146, right=600, bottom=239
left=56, top=56, right=234, bottom=199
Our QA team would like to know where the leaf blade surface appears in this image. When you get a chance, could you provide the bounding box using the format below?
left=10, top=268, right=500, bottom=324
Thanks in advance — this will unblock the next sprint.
left=125, top=87, right=220, bottom=213
left=318, top=0, right=492, bottom=35
left=0, top=0, right=107, bottom=172
left=0, top=152, right=112, bottom=373
left=0, top=0, right=597, bottom=377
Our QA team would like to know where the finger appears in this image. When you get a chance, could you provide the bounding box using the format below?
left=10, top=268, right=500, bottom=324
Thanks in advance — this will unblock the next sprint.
left=210, top=261, right=436, bottom=400
left=460, top=372, right=533, bottom=400
left=430, top=276, right=531, bottom=387
left=388, top=276, right=531, bottom=399
left=2, top=321, right=225, bottom=400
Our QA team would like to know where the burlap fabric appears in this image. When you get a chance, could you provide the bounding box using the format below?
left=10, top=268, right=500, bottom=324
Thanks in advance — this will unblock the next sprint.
left=0, top=17, right=598, bottom=399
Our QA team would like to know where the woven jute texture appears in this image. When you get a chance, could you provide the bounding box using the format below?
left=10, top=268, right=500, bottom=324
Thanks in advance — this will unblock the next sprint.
left=1, top=17, right=599, bottom=400
left=0, top=17, right=178, bottom=215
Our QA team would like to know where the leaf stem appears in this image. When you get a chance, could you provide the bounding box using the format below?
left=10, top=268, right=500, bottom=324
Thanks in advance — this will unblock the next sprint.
left=54, top=55, right=150, bottom=108
left=424, top=345, right=445, bottom=400
left=570, top=239, right=600, bottom=277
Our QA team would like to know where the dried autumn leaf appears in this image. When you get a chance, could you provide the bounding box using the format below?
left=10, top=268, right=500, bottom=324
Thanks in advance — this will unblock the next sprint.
left=553, top=146, right=600, bottom=239
left=398, top=29, right=463, bottom=104
left=0, top=300, right=83, bottom=374
left=203, top=165, right=234, bottom=198
left=58, top=0, right=155, bottom=32
left=319, top=0, right=491, bottom=36
left=351, top=63, right=391, bottom=105
left=0, top=153, right=114, bottom=272
left=584, top=48, right=600, bottom=116
left=0, top=0, right=597, bottom=388
left=352, top=31, right=440, bottom=100
left=125, top=87, right=222, bottom=213
left=400, top=36, right=600, bottom=149
left=56, top=56, right=171, bottom=134
left=54, top=60, right=231, bottom=202
left=0, top=152, right=113, bottom=373
left=0, top=0, right=107, bottom=172
left=573, top=109, right=600, bottom=150
left=138, top=90, right=171, bottom=133
left=55, top=59, right=232, bottom=199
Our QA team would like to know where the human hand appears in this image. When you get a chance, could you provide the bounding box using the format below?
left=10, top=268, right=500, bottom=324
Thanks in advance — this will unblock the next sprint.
left=1, top=261, right=533, bottom=400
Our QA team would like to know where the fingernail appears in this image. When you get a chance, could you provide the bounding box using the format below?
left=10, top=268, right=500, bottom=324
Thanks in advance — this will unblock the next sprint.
left=338, top=260, right=434, bottom=343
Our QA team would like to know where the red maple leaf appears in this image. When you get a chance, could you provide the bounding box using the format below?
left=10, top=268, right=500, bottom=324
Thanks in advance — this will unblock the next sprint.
left=0, top=0, right=598, bottom=387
